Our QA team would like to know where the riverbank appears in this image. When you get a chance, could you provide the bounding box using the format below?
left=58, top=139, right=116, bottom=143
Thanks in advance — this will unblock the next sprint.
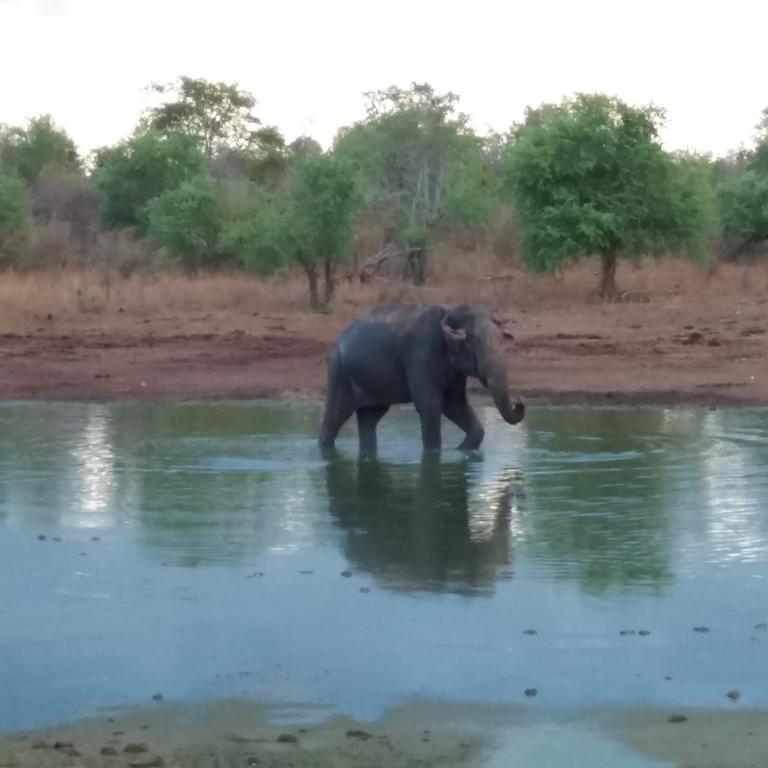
left=1, top=259, right=766, bottom=404
left=2, top=698, right=768, bottom=768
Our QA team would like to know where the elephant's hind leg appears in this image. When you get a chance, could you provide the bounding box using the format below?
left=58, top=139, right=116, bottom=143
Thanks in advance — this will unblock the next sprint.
left=356, top=405, right=389, bottom=455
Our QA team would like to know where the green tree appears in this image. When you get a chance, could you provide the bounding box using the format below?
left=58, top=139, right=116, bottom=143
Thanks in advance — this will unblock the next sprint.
left=218, top=154, right=359, bottom=309
left=504, top=94, right=714, bottom=299
left=91, top=131, right=205, bottom=231
left=0, top=115, right=80, bottom=185
left=291, top=153, right=360, bottom=307
left=143, top=77, right=263, bottom=158
left=146, top=177, right=220, bottom=267
left=218, top=185, right=296, bottom=276
left=288, top=135, right=323, bottom=159
left=0, top=169, right=31, bottom=265
left=334, top=83, right=498, bottom=283
left=715, top=114, right=768, bottom=258
left=717, top=169, right=768, bottom=257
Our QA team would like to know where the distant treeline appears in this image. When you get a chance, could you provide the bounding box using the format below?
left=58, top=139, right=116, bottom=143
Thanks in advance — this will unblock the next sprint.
left=1, top=78, right=766, bottom=306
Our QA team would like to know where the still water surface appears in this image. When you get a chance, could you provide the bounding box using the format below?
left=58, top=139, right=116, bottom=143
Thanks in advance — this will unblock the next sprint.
left=1, top=401, right=767, bottom=730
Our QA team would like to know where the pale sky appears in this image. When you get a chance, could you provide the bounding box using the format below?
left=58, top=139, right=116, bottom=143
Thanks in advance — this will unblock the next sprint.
left=0, top=0, right=765, bottom=158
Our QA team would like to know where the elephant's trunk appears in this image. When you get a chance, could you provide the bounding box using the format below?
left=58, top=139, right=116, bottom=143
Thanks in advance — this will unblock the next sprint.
left=482, top=357, right=525, bottom=425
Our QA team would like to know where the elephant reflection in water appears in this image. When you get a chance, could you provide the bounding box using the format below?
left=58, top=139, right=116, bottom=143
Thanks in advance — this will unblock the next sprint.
left=325, top=456, right=526, bottom=594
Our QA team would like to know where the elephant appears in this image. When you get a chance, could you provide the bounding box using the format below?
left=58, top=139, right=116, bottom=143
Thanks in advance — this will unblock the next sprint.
left=318, top=303, right=525, bottom=452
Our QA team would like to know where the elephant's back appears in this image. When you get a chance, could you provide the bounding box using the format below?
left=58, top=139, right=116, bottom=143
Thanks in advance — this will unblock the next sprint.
left=335, top=306, right=418, bottom=403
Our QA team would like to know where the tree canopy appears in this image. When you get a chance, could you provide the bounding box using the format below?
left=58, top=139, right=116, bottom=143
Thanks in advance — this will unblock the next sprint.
left=146, top=176, right=220, bottom=267
left=143, top=77, right=264, bottom=159
left=504, top=94, right=714, bottom=298
left=92, top=131, right=206, bottom=231
left=334, top=83, right=498, bottom=280
left=0, top=115, right=80, bottom=185
left=219, top=153, right=359, bottom=308
left=716, top=119, right=768, bottom=258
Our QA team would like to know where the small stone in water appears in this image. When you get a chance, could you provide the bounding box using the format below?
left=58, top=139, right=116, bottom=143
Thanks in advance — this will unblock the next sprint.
left=277, top=733, right=299, bottom=744
left=693, top=626, right=711, bottom=633
left=638, top=630, right=651, bottom=636
left=524, top=688, right=538, bottom=697
left=668, top=714, right=688, bottom=723
left=522, top=629, right=538, bottom=635
left=726, top=690, right=741, bottom=701
left=340, top=570, right=353, bottom=578
left=37, top=534, right=47, bottom=541
left=754, top=623, right=767, bottom=630
left=665, top=675, right=673, bottom=681
left=346, top=729, right=372, bottom=740
left=359, top=587, right=370, bottom=593
left=152, top=693, right=163, bottom=701
left=620, top=630, right=636, bottom=636
left=124, top=743, right=149, bottom=754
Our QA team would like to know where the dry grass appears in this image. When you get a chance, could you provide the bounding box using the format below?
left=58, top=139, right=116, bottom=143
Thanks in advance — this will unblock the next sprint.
left=2, top=249, right=768, bottom=332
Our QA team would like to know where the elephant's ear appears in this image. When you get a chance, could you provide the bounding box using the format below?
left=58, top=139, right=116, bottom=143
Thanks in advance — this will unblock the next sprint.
left=440, top=315, right=467, bottom=342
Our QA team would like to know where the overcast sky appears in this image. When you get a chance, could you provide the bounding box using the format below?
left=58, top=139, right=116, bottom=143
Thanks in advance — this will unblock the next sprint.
left=1, top=0, right=765, bottom=157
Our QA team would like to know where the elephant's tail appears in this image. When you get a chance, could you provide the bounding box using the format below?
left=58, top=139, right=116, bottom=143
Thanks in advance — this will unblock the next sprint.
left=318, top=347, right=353, bottom=449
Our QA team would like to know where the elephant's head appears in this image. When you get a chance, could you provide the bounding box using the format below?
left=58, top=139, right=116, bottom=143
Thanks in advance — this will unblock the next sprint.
left=441, top=305, right=525, bottom=425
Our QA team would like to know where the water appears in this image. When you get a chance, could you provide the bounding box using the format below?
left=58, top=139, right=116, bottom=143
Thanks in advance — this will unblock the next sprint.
left=1, top=401, right=767, bottom=733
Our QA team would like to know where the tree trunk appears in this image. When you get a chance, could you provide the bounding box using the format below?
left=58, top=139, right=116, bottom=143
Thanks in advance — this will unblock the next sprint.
left=323, top=258, right=335, bottom=306
left=303, top=262, right=321, bottom=311
left=408, top=247, right=426, bottom=285
left=599, top=248, right=618, bottom=300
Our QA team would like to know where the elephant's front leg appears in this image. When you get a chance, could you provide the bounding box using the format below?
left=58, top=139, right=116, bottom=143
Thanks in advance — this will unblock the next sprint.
left=443, top=392, right=485, bottom=450
left=414, top=398, right=443, bottom=451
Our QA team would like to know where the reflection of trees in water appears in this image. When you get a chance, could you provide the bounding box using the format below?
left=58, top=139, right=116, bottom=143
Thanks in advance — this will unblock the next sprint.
left=0, top=402, right=323, bottom=565
left=522, top=408, right=681, bottom=593
left=109, top=404, right=322, bottom=567
left=130, top=468, right=275, bottom=567
left=326, top=456, right=525, bottom=595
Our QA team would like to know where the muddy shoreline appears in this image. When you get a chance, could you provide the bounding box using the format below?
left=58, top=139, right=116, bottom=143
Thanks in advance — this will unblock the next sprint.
left=1, top=295, right=766, bottom=406
left=3, top=698, right=768, bottom=768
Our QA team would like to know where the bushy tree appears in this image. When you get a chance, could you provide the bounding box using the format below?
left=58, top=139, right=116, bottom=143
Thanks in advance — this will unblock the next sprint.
left=143, top=77, right=263, bottom=158
left=505, top=94, right=714, bottom=298
left=146, top=177, right=220, bottom=267
left=218, top=186, right=296, bottom=276
left=717, top=171, right=768, bottom=256
left=334, top=83, right=498, bottom=282
left=92, top=131, right=205, bottom=231
left=288, top=136, right=323, bottom=159
left=210, top=126, right=291, bottom=189
left=716, top=114, right=768, bottom=258
left=0, top=169, right=31, bottom=264
left=0, top=115, right=80, bottom=185
left=291, top=153, right=360, bottom=306
left=218, top=154, right=359, bottom=309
